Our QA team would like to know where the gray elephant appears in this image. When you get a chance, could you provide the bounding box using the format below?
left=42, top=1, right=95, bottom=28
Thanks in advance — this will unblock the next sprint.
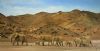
left=40, top=35, right=53, bottom=46
left=74, top=37, right=81, bottom=47
left=74, top=36, right=93, bottom=47
left=65, top=40, right=75, bottom=47
left=80, top=38, right=93, bottom=47
left=10, top=33, right=28, bottom=46
left=52, top=36, right=64, bottom=46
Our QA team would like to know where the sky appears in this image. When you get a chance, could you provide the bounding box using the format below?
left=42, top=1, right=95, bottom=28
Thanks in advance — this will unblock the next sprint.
left=0, top=0, right=100, bottom=16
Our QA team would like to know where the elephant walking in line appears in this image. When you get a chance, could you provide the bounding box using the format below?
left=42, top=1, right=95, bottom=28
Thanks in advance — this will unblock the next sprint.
left=80, top=35, right=93, bottom=47
left=52, top=36, right=64, bottom=46
left=40, top=35, right=53, bottom=46
left=80, top=38, right=93, bottom=47
left=65, top=40, right=75, bottom=47
left=10, top=33, right=28, bottom=46
left=32, top=35, right=53, bottom=46
left=74, top=37, right=82, bottom=47
left=74, top=36, right=93, bottom=47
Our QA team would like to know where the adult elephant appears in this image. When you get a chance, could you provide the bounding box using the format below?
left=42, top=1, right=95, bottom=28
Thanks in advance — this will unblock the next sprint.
left=80, top=36, right=93, bottom=47
left=10, top=33, right=28, bottom=46
left=74, top=36, right=93, bottom=47
left=39, top=35, right=53, bottom=46
left=65, top=40, right=75, bottom=47
left=74, top=37, right=82, bottom=47
left=52, top=36, right=64, bottom=46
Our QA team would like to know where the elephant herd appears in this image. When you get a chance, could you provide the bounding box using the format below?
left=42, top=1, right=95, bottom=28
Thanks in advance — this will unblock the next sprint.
left=10, top=33, right=93, bottom=47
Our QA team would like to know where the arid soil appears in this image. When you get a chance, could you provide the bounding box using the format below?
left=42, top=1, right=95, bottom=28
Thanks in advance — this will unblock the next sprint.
left=0, top=40, right=100, bottom=51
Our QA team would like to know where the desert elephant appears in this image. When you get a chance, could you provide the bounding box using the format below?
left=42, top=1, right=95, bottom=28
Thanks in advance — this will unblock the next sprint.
left=10, top=33, right=28, bottom=46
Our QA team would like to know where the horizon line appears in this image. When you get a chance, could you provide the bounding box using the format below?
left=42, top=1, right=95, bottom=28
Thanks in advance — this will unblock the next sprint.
left=1, top=9, right=100, bottom=16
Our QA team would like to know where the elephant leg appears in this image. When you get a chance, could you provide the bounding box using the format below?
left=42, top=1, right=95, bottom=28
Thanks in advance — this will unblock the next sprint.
left=55, top=41, right=57, bottom=46
left=12, top=39, right=16, bottom=46
left=35, top=42, right=37, bottom=45
left=58, top=42, right=60, bottom=46
left=90, top=41, right=93, bottom=47
left=74, top=42, right=79, bottom=47
left=60, top=42, right=62, bottom=46
left=68, top=42, right=72, bottom=47
left=47, top=42, right=49, bottom=46
left=59, top=42, right=61, bottom=46
left=48, top=42, right=51, bottom=46
left=67, top=43, right=69, bottom=47
left=80, top=43, right=83, bottom=47
left=26, top=41, right=28, bottom=46
left=75, top=44, right=77, bottom=47
left=42, top=41, right=44, bottom=46
left=58, top=42, right=61, bottom=46
left=38, top=41, right=40, bottom=46
left=22, top=41, right=24, bottom=45
left=61, top=42, right=64, bottom=46
left=69, top=43, right=71, bottom=47
left=56, top=42, right=58, bottom=46
left=17, top=41, right=19, bottom=46
left=67, top=43, right=70, bottom=47
left=50, top=42, right=53, bottom=46
left=59, top=42, right=62, bottom=46
left=74, top=42, right=77, bottom=47
left=51, top=41, right=54, bottom=46
left=49, top=42, right=51, bottom=46
left=12, top=41, right=15, bottom=46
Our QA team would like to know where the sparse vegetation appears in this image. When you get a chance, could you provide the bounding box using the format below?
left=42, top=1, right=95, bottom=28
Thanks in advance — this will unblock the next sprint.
left=0, top=9, right=100, bottom=47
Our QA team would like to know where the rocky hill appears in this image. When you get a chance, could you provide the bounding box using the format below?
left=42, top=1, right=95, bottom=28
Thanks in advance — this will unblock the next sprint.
left=0, top=9, right=100, bottom=39
left=0, top=13, right=12, bottom=38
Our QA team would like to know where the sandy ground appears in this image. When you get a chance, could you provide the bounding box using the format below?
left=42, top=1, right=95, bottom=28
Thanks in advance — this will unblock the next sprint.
left=0, top=40, right=100, bottom=51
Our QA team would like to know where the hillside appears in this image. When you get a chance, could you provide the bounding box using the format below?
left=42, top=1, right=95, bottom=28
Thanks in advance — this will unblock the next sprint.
left=0, top=13, right=12, bottom=38
left=0, top=9, right=100, bottom=39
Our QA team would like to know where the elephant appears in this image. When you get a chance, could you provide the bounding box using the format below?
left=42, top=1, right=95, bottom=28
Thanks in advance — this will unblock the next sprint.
left=10, top=33, right=28, bottom=46
left=40, top=35, right=53, bottom=46
left=32, top=35, right=53, bottom=46
left=74, top=37, right=82, bottom=47
left=31, top=35, right=41, bottom=46
left=52, top=36, right=64, bottom=46
left=65, top=40, right=75, bottom=47
left=80, top=38, right=93, bottom=47
left=74, top=36, right=93, bottom=47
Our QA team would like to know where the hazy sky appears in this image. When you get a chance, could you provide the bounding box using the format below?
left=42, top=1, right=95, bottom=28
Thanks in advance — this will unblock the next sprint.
left=0, top=0, right=100, bottom=16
